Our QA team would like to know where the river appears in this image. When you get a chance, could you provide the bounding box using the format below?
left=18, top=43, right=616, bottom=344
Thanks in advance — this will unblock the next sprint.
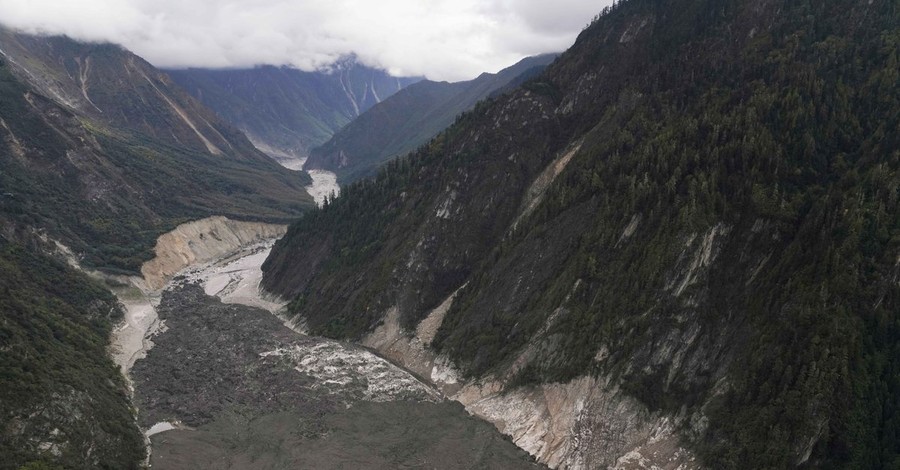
left=263, top=153, right=340, bottom=207
left=109, top=154, right=337, bottom=376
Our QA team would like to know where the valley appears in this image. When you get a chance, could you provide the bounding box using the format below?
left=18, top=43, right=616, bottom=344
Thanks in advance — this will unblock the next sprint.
left=110, top=221, right=539, bottom=469
left=1, top=0, right=897, bottom=468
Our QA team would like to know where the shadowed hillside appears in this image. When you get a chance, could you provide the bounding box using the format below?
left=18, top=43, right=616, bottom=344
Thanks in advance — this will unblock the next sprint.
left=263, top=0, right=900, bottom=467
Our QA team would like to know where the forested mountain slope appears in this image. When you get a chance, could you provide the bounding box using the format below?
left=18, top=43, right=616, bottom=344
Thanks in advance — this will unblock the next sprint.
left=0, top=31, right=314, bottom=272
left=0, top=230, right=145, bottom=469
left=167, top=60, right=421, bottom=162
left=263, top=0, right=900, bottom=467
left=0, top=31, right=313, bottom=468
left=305, top=54, right=557, bottom=183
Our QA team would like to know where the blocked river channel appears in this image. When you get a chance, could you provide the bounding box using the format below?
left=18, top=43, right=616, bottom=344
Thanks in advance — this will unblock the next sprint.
left=106, top=235, right=541, bottom=469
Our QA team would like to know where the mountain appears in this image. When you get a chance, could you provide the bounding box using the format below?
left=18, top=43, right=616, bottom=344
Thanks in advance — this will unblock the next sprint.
left=262, top=0, right=900, bottom=468
left=0, top=231, right=145, bottom=468
left=305, top=54, right=558, bottom=183
left=0, top=31, right=261, bottom=160
left=166, top=59, right=422, bottom=163
left=0, top=30, right=314, bottom=468
left=0, top=30, right=314, bottom=272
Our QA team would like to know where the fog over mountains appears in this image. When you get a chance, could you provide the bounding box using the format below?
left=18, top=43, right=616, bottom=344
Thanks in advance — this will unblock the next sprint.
left=1, top=0, right=898, bottom=469
left=0, top=0, right=607, bottom=80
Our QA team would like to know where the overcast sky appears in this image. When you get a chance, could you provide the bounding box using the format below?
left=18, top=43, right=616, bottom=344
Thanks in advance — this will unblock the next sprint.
left=0, top=0, right=611, bottom=81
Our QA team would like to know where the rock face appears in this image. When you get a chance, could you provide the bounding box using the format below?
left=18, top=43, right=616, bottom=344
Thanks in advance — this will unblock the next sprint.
left=361, top=294, right=700, bottom=469
left=141, top=216, right=287, bottom=290
left=263, top=0, right=900, bottom=468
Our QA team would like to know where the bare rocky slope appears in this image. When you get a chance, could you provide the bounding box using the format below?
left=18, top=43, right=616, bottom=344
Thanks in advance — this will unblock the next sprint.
left=263, top=0, right=900, bottom=468
left=140, top=216, right=287, bottom=290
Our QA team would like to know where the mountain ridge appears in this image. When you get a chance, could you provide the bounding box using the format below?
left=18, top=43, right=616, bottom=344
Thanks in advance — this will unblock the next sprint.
left=0, top=30, right=315, bottom=468
left=262, top=0, right=900, bottom=467
left=0, top=29, right=314, bottom=272
left=167, top=61, right=422, bottom=162
left=304, top=53, right=559, bottom=182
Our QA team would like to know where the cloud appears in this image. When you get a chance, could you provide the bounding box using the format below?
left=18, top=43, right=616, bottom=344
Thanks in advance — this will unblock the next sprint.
left=0, top=0, right=610, bottom=81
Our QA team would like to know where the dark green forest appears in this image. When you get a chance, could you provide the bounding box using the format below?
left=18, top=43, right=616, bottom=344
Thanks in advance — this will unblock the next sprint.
left=264, top=0, right=900, bottom=467
left=0, top=235, right=144, bottom=469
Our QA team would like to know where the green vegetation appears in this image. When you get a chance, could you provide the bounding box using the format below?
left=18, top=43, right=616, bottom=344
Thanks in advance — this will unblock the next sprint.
left=0, top=56, right=311, bottom=272
left=0, top=32, right=316, bottom=468
left=307, top=54, right=558, bottom=183
left=0, top=236, right=144, bottom=469
left=167, top=63, right=422, bottom=160
left=264, top=0, right=899, bottom=467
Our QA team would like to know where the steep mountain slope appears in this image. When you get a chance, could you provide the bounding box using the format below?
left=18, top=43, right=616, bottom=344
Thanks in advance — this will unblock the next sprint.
left=305, top=54, right=557, bottom=182
left=0, top=229, right=145, bottom=469
left=262, top=0, right=900, bottom=467
left=0, top=31, right=263, bottom=160
left=0, top=31, right=314, bottom=272
left=0, top=31, right=313, bottom=468
left=167, top=59, right=421, bottom=163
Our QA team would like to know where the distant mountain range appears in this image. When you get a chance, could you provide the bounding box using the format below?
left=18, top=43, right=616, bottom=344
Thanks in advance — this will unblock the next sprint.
left=0, top=30, right=314, bottom=271
left=167, top=60, right=422, bottom=164
left=305, top=54, right=558, bottom=182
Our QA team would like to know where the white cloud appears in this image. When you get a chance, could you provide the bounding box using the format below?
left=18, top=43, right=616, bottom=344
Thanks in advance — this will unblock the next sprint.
left=0, top=0, right=611, bottom=81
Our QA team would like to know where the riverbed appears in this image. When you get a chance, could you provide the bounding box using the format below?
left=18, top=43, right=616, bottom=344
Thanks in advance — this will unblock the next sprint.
left=104, top=149, right=537, bottom=467
left=265, top=154, right=340, bottom=207
left=110, top=234, right=540, bottom=469
left=108, top=152, right=338, bottom=375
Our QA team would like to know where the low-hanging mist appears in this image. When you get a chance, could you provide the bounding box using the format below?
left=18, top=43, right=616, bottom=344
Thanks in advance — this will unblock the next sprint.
left=0, top=0, right=609, bottom=81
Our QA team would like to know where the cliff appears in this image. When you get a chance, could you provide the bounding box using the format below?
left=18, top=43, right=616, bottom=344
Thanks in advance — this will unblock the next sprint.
left=141, top=216, right=287, bottom=290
